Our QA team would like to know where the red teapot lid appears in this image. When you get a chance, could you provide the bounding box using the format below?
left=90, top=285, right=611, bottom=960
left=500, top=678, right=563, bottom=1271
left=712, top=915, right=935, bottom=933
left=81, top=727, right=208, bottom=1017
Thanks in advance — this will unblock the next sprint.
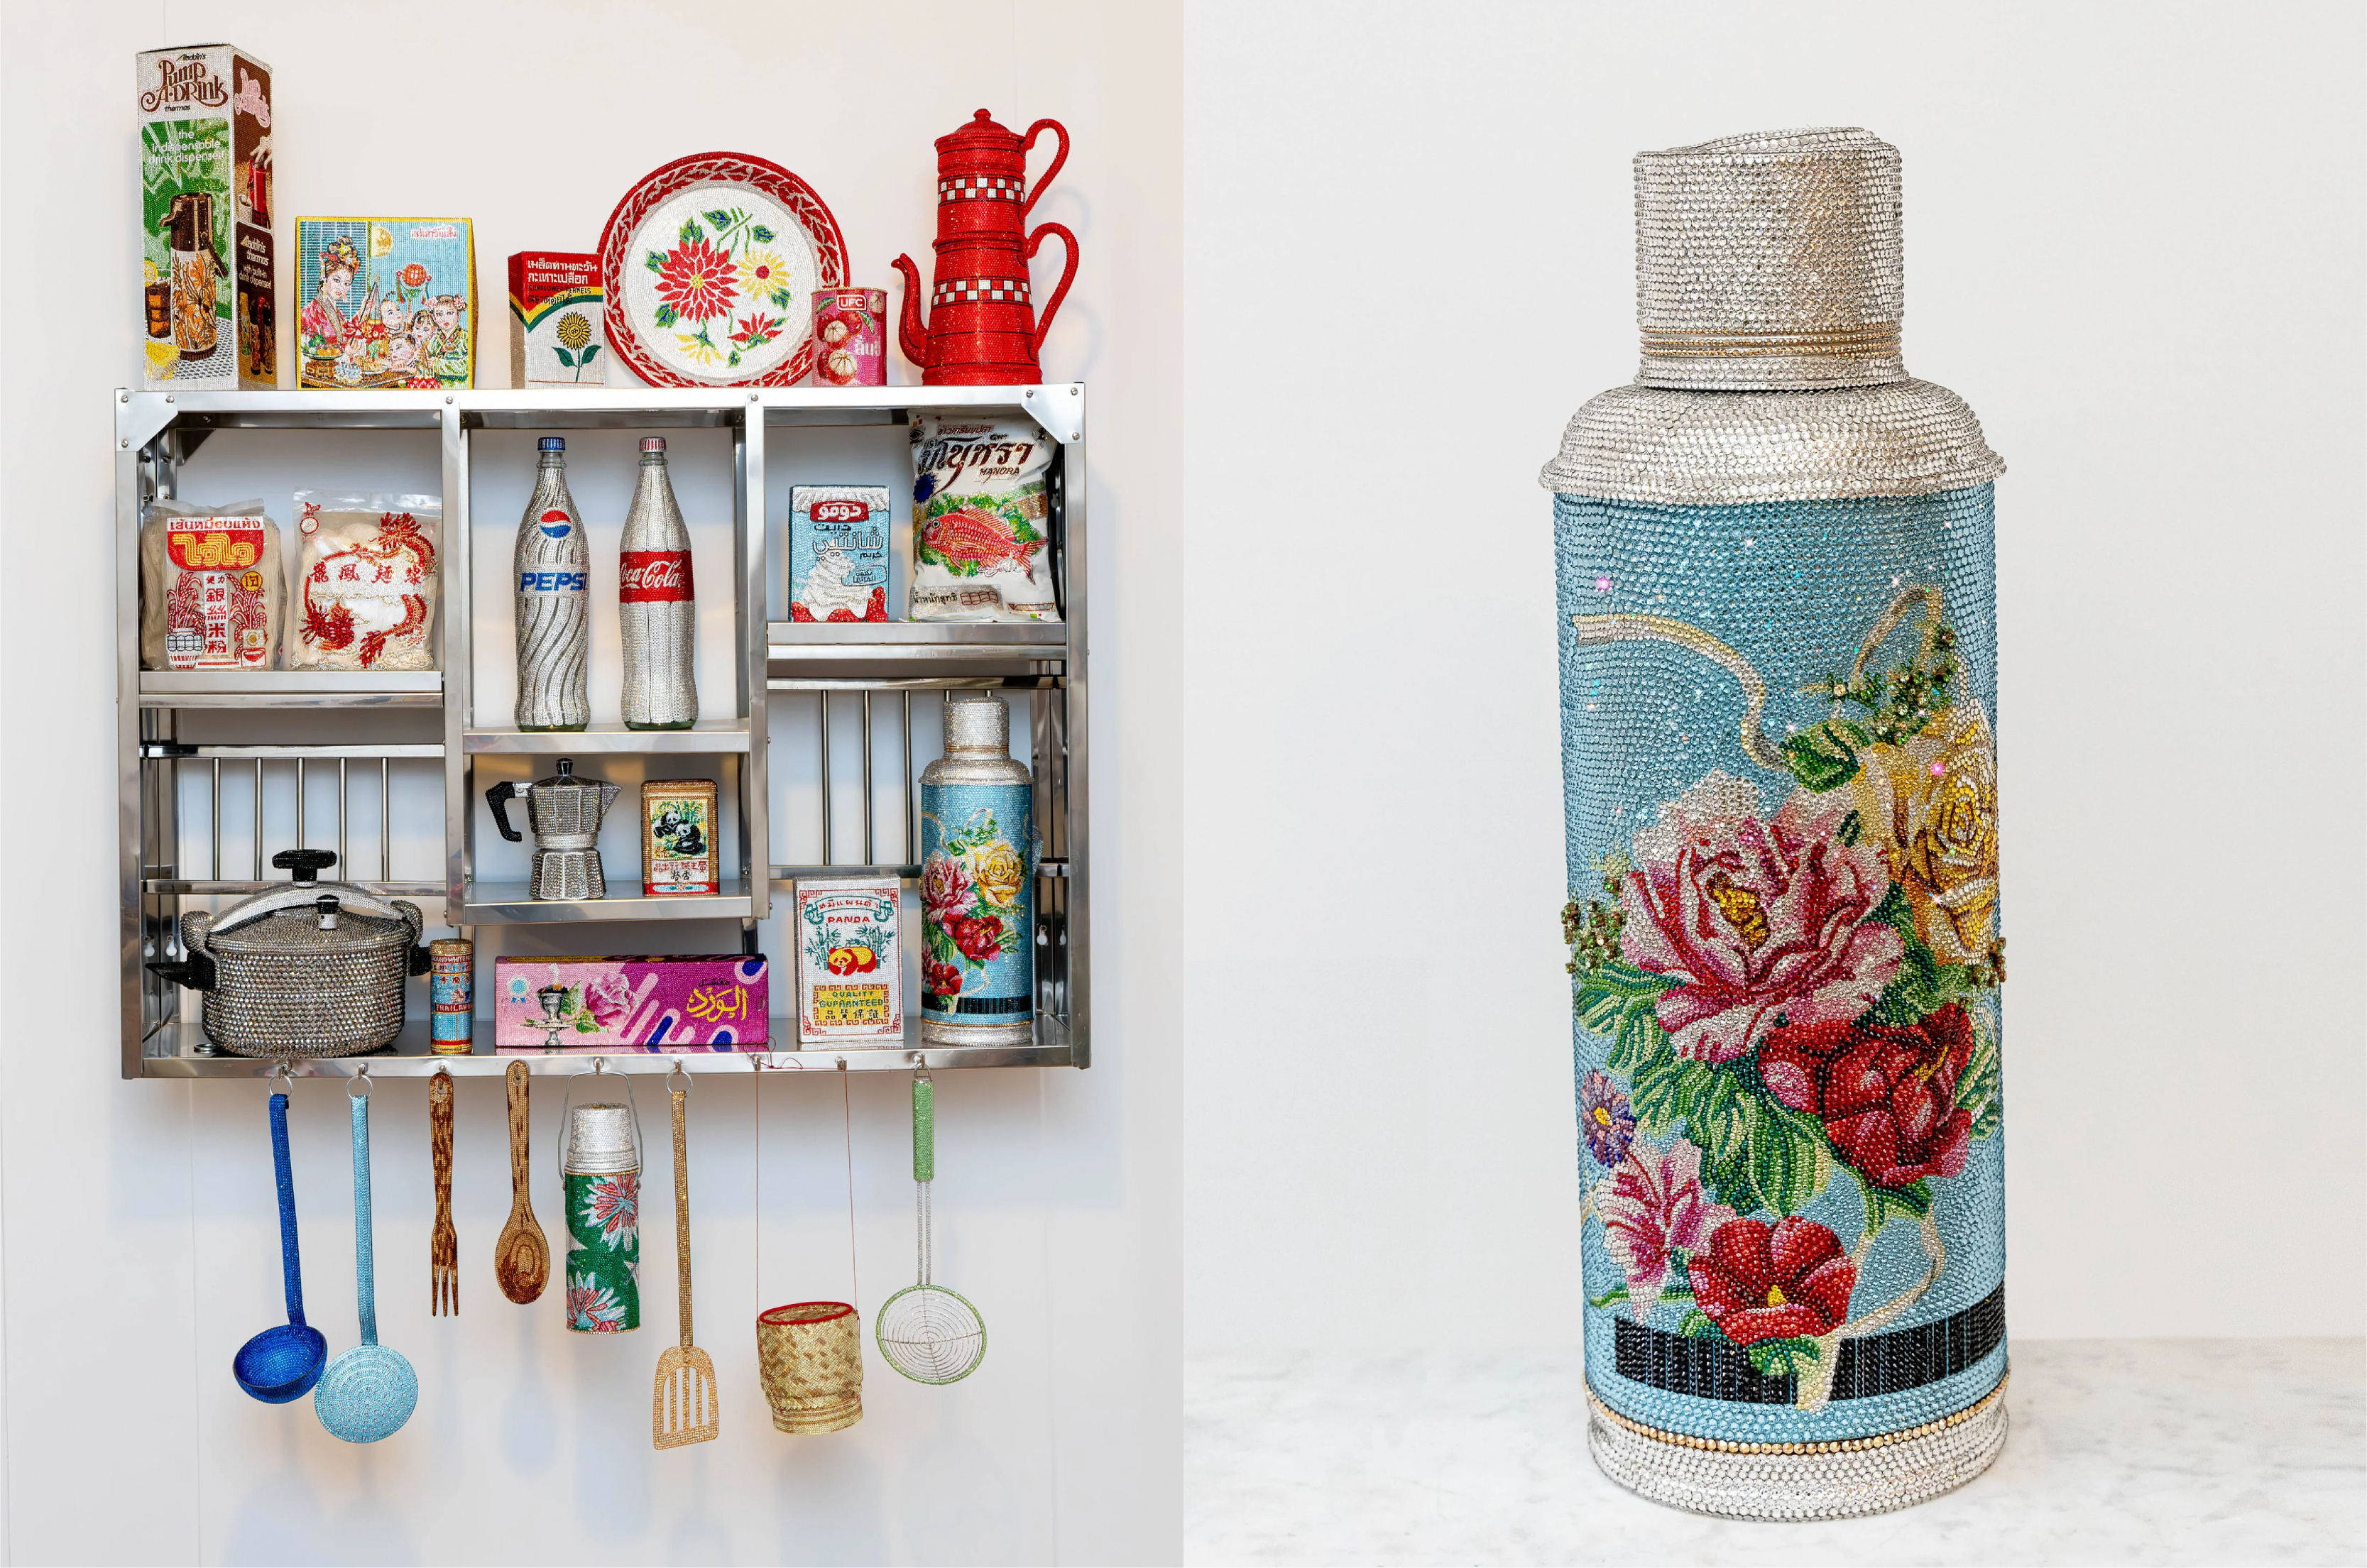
left=937, top=109, right=1020, bottom=153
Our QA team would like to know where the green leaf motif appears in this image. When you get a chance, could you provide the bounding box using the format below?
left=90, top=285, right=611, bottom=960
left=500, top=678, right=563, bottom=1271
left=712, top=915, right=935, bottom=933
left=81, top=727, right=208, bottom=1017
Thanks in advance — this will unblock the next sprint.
left=751, top=224, right=776, bottom=242
left=554, top=346, right=576, bottom=368
left=1587, top=1285, right=1630, bottom=1310
left=1782, top=720, right=1865, bottom=791
left=652, top=302, right=679, bottom=329
left=680, top=216, right=704, bottom=243
left=703, top=209, right=732, bottom=228
left=1745, top=1337, right=1823, bottom=1379
left=1677, top=1308, right=1720, bottom=1339
left=580, top=344, right=601, bottom=366
left=1957, top=1021, right=2002, bottom=1138
left=645, top=250, right=665, bottom=273
left=1859, top=1171, right=1934, bottom=1232
left=1742, top=1095, right=1831, bottom=1217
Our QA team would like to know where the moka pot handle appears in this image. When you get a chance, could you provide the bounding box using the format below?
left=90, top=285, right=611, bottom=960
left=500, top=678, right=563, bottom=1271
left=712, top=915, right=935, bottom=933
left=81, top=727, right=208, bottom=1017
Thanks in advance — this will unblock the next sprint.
left=486, top=780, right=525, bottom=843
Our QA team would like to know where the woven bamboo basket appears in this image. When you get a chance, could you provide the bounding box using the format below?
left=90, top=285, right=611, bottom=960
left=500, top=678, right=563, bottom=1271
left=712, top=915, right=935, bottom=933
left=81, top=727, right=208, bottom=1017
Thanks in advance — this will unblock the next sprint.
left=756, top=1301, right=863, bottom=1434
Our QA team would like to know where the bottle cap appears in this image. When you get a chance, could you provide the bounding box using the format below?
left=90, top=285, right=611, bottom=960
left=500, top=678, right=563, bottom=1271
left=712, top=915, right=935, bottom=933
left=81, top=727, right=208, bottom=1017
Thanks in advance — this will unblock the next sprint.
left=1633, top=128, right=1905, bottom=390
left=538, top=437, right=566, bottom=452
left=942, top=691, right=1009, bottom=755
left=640, top=437, right=667, bottom=454
left=563, top=1104, right=638, bottom=1174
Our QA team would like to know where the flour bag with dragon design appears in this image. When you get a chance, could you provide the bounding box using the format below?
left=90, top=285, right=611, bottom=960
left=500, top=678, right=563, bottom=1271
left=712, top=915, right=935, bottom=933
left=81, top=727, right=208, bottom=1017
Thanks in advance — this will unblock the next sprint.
left=1548, top=130, right=2008, bottom=1518
left=285, top=491, right=442, bottom=671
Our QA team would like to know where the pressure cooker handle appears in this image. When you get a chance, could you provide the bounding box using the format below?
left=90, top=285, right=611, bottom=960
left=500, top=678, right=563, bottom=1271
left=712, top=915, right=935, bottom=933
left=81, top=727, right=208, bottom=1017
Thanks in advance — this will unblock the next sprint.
left=146, top=951, right=217, bottom=992
left=486, top=781, right=524, bottom=843
left=274, top=848, right=339, bottom=884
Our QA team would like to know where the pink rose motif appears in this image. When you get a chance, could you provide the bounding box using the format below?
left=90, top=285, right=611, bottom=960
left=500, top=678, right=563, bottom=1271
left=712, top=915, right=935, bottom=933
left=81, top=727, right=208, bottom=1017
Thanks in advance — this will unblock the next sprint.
left=582, top=973, right=630, bottom=1031
left=920, top=854, right=972, bottom=925
left=1619, top=772, right=1901, bottom=1065
left=1597, top=1135, right=1736, bottom=1320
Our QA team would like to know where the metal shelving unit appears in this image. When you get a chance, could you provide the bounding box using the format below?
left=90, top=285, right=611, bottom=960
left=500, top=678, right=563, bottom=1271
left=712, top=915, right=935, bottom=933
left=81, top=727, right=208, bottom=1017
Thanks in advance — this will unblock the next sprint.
left=118, top=384, right=1088, bottom=1079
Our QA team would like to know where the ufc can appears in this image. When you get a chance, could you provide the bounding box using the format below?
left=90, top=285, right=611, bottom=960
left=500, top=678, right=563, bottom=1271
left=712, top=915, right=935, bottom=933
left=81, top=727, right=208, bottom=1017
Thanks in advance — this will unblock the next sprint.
left=809, top=287, right=887, bottom=387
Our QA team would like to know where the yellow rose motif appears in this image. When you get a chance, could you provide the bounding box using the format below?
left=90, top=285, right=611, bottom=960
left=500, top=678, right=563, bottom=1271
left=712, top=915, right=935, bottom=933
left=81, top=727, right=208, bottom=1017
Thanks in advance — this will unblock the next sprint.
left=968, top=840, right=1025, bottom=912
left=1850, top=702, right=1999, bottom=965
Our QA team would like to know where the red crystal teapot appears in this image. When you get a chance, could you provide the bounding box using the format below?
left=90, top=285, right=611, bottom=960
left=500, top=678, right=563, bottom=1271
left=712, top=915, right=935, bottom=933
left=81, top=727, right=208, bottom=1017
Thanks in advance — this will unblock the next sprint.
left=891, top=109, right=1078, bottom=385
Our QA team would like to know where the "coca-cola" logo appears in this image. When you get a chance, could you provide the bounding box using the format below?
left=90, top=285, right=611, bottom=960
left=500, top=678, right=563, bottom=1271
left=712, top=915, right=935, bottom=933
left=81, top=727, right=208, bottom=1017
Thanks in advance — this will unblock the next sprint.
left=620, top=549, right=694, bottom=603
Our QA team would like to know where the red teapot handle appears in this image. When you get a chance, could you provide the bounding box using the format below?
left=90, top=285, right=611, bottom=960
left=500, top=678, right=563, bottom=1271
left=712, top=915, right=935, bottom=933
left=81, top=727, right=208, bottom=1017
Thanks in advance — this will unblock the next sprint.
left=1026, top=223, right=1078, bottom=354
left=1019, top=118, right=1069, bottom=224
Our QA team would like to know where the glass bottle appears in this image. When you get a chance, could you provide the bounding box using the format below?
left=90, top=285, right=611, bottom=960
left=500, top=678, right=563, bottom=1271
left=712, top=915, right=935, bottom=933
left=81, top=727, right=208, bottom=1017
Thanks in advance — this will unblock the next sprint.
left=619, top=437, right=696, bottom=730
left=513, top=437, right=589, bottom=730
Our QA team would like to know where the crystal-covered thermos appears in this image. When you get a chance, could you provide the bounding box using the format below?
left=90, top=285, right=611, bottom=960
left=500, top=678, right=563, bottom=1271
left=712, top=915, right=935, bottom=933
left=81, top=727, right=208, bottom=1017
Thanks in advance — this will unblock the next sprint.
left=561, top=1104, right=640, bottom=1332
left=919, top=693, right=1034, bottom=1046
left=620, top=436, right=696, bottom=730
left=1548, top=130, right=2007, bottom=1519
left=513, top=437, right=589, bottom=731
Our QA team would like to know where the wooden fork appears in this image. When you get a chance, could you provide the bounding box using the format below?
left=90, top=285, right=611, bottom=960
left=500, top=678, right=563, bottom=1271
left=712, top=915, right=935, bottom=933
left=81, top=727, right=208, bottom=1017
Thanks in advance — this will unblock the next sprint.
left=430, top=1071, right=458, bottom=1316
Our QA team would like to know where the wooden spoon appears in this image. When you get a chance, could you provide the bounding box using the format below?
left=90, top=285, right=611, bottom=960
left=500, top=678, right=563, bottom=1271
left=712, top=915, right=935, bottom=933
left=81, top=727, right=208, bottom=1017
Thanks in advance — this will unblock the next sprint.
left=494, top=1060, right=549, bottom=1303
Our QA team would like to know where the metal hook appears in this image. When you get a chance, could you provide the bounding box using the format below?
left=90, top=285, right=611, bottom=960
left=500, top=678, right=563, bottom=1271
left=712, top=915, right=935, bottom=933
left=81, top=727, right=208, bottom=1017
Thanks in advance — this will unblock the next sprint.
left=346, top=1062, right=372, bottom=1100
left=667, top=1062, right=692, bottom=1096
left=270, top=1061, right=296, bottom=1097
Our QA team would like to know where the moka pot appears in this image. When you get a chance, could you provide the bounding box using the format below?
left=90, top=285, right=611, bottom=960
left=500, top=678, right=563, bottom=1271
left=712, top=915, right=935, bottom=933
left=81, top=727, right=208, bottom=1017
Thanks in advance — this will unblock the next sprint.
left=487, top=757, right=621, bottom=901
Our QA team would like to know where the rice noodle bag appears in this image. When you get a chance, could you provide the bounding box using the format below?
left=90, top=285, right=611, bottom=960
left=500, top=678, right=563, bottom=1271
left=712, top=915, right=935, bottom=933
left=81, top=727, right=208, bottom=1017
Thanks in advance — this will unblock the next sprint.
left=139, top=497, right=285, bottom=670
left=285, top=491, right=442, bottom=671
left=907, top=414, right=1061, bottom=622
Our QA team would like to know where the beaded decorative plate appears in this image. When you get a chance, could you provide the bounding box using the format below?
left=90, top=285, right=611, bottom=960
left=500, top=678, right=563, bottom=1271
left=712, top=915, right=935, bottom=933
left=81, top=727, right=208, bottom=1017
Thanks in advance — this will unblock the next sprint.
left=598, top=152, right=848, bottom=388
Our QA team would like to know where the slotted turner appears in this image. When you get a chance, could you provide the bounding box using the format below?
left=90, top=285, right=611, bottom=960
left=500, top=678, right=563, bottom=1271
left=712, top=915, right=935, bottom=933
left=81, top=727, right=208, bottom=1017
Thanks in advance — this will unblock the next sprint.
left=653, top=1068, right=717, bottom=1447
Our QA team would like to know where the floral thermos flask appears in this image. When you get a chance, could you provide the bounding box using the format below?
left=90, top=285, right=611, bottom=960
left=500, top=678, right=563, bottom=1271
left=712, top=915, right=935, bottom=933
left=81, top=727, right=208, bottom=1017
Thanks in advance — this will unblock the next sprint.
left=561, top=1101, right=641, bottom=1332
left=1548, top=130, right=2008, bottom=1518
left=919, top=693, right=1034, bottom=1045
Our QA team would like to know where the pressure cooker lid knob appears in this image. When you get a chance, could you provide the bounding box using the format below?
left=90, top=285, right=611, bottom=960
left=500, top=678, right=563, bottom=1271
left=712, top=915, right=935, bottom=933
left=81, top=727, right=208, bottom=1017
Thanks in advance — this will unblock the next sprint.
left=273, top=848, right=339, bottom=884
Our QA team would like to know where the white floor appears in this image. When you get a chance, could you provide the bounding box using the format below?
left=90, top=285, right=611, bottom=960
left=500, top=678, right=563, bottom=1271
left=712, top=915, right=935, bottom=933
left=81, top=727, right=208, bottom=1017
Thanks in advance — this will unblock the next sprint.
left=1185, top=1338, right=2366, bottom=1566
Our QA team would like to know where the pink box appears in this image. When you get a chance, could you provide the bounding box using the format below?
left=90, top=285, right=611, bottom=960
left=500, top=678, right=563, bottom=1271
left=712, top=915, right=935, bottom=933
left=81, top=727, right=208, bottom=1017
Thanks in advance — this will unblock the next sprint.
left=493, top=955, right=768, bottom=1051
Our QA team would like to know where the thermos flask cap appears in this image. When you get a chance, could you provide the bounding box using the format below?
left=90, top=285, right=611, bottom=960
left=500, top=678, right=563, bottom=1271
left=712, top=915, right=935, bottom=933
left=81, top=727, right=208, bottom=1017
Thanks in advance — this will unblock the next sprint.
left=942, top=692, right=1010, bottom=754
left=563, top=1104, right=638, bottom=1173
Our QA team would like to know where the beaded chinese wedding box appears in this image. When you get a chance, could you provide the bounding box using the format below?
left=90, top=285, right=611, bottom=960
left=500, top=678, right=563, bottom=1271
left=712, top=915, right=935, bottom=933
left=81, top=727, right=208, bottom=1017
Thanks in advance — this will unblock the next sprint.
left=1546, top=128, right=2008, bottom=1518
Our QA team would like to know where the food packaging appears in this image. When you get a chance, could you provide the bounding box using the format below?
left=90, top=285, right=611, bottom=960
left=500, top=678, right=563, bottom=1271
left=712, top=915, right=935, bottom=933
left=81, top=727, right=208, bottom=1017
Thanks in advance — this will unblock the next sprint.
left=138, top=44, right=274, bottom=389
left=493, top=955, right=768, bottom=1050
left=794, top=876, right=903, bottom=1043
left=508, top=251, right=604, bottom=388
left=295, top=218, right=477, bottom=389
left=809, top=287, right=886, bottom=386
left=642, top=779, right=718, bottom=897
left=285, top=492, right=441, bottom=671
left=429, top=937, right=473, bottom=1051
left=138, top=496, right=283, bottom=670
left=907, top=414, right=1060, bottom=622
left=788, top=485, right=891, bottom=623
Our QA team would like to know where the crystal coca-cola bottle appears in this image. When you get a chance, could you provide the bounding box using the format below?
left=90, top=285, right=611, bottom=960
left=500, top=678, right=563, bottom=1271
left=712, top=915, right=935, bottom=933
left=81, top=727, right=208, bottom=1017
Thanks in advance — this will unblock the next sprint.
left=514, top=437, right=589, bottom=730
left=620, top=437, right=696, bottom=730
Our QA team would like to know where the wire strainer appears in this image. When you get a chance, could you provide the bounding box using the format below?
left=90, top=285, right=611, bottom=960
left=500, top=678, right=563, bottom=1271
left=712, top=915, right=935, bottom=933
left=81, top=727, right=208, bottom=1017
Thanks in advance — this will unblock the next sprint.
left=875, top=1072, right=985, bottom=1384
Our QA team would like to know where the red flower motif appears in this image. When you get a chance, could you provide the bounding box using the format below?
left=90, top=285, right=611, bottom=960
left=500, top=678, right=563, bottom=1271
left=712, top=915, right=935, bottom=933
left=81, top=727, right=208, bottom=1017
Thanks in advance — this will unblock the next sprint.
left=728, top=310, right=780, bottom=349
left=922, top=959, right=963, bottom=997
left=1688, top=1217, right=1857, bottom=1346
left=655, top=237, right=738, bottom=324
left=787, top=603, right=815, bottom=623
left=953, top=916, right=1005, bottom=965
left=1759, top=1004, right=1974, bottom=1188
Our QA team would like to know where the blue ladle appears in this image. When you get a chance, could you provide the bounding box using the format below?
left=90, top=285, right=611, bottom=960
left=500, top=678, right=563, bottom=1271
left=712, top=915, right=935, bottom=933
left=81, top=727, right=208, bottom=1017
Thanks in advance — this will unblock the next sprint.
left=315, top=1072, right=417, bottom=1442
left=234, top=1078, right=328, bottom=1403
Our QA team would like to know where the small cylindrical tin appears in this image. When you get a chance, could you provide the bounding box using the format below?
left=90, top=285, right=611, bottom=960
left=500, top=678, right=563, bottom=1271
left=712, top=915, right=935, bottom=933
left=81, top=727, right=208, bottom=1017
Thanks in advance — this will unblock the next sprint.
left=429, top=937, right=474, bottom=1051
left=809, top=287, right=887, bottom=387
left=562, top=1102, right=641, bottom=1332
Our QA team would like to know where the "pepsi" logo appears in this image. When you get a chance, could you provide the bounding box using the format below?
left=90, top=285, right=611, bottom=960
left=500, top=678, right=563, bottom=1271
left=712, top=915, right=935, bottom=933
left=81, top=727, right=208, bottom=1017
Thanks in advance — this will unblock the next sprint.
left=520, top=571, right=588, bottom=591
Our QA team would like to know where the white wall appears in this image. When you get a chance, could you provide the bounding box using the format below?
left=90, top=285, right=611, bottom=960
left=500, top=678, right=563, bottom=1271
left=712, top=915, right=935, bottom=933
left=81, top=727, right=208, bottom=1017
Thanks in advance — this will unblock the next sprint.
left=1181, top=0, right=2366, bottom=1351
left=0, top=1, right=1181, bottom=1563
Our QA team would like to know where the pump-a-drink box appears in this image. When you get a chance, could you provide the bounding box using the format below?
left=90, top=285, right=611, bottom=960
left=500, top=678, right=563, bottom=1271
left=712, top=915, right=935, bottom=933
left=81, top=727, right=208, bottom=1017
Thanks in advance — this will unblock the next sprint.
left=508, top=251, right=605, bottom=388
left=138, top=44, right=274, bottom=389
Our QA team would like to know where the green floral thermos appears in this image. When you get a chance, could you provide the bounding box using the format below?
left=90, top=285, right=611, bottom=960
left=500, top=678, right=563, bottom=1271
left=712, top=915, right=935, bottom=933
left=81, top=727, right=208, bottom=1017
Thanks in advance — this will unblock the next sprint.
left=562, top=1104, right=640, bottom=1332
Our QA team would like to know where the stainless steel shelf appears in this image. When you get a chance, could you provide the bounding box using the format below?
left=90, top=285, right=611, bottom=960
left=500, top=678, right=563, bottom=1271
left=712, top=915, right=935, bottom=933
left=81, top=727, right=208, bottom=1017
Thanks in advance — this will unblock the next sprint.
left=767, top=860, right=1068, bottom=883
left=119, top=385, right=1088, bottom=1077
left=463, top=721, right=752, bottom=755
left=460, top=880, right=758, bottom=923
left=138, top=670, right=444, bottom=708
left=138, top=1016, right=1076, bottom=1077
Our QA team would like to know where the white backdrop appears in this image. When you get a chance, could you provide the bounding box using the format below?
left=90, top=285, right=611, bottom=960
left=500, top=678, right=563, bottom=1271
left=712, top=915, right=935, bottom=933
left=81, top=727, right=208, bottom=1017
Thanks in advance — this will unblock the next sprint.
left=0, top=1, right=1181, bottom=1563
left=1180, top=0, right=2366, bottom=1352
